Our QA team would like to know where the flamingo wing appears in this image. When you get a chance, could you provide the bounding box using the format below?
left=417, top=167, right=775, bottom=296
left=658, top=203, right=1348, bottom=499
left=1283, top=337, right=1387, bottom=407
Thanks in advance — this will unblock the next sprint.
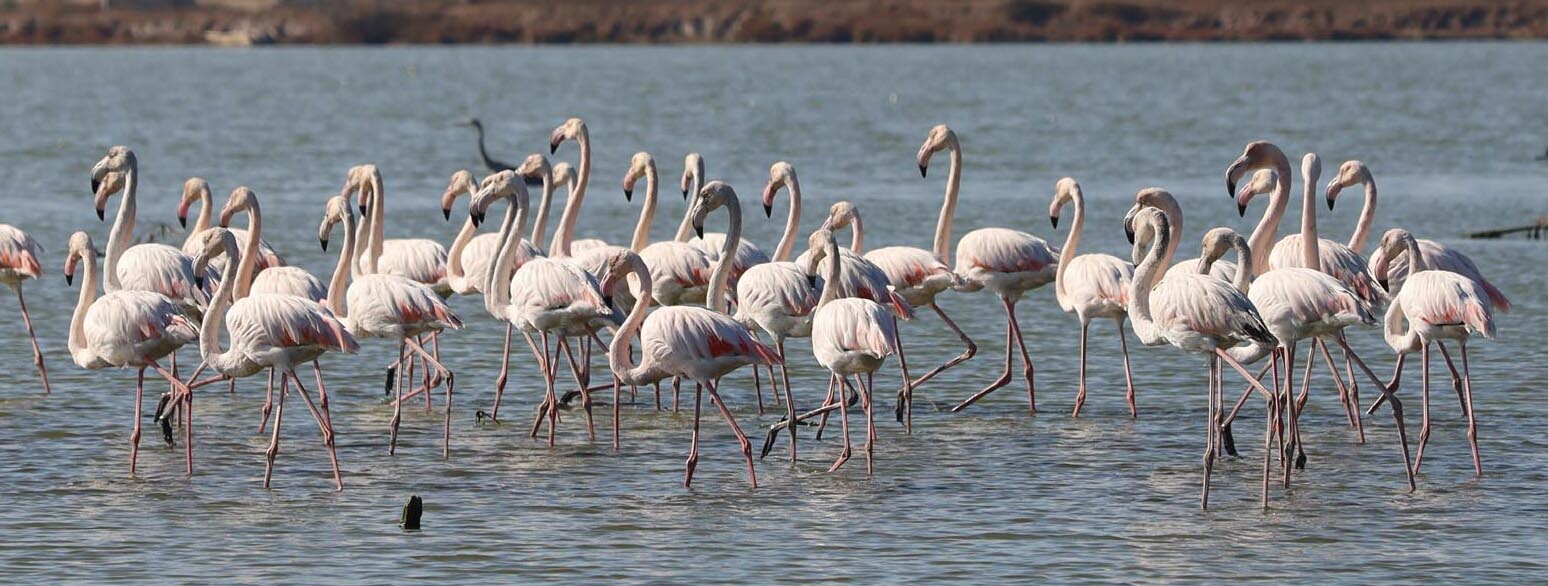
left=1400, top=271, right=1496, bottom=338
left=0, top=224, right=43, bottom=280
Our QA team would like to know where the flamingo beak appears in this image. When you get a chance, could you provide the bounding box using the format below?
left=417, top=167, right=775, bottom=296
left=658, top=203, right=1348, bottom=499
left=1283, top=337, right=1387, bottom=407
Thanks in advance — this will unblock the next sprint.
left=1378, top=278, right=1390, bottom=291
left=549, top=139, right=560, bottom=155
left=65, top=272, right=73, bottom=286
left=194, top=275, right=206, bottom=290
left=694, top=223, right=705, bottom=239
left=1325, top=183, right=1342, bottom=211
left=1225, top=155, right=1250, bottom=199
left=471, top=211, right=486, bottom=228
left=442, top=207, right=452, bottom=221
left=1049, top=215, right=1059, bottom=229
left=623, top=187, right=633, bottom=202
left=320, top=237, right=329, bottom=252
left=806, top=274, right=818, bottom=289
left=178, top=215, right=187, bottom=229
left=918, top=164, right=928, bottom=178
left=96, top=206, right=105, bottom=221
left=1237, top=203, right=1248, bottom=217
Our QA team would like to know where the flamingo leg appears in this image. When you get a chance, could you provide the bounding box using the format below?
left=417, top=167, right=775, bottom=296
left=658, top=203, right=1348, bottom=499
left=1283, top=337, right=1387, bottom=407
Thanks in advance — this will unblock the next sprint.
left=1118, top=318, right=1136, bottom=418
left=1460, top=338, right=1481, bottom=476
left=1221, top=361, right=1274, bottom=456
left=829, top=371, right=853, bottom=474
left=260, top=369, right=275, bottom=434
left=1006, top=297, right=1036, bottom=414
left=1262, top=360, right=1277, bottom=509
left=288, top=371, right=342, bottom=490
left=611, top=373, right=622, bottom=451
left=388, top=339, right=405, bottom=455
left=1072, top=320, right=1090, bottom=417
left=751, top=363, right=766, bottom=415
left=405, top=337, right=455, bottom=459
left=907, top=304, right=977, bottom=389
left=263, top=374, right=287, bottom=488
left=145, top=360, right=194, bottom=475
left=949, top=306, right=1015, bottom=412
left=1436, top=342, right=1468, bottom=417
left=1281, top=341, right=1298, bottom=486
left=684, top=380, right=703, bottom=488
left=1201, top=354, right=1218, bottom=510
left=487, top=324, right=514, bottom=423
left=814, top=373, right=839, bottom=441
left=556, top=336, right=595, bottom=441
left=1332, top=337, right=1416, bottom=492
left=892, top=318, right=915, bottom=434
left=525, top=331, right=551, bottom=439
left=312, top=361, right=333, bottom=428
left=13, top=287, right=50, bottom=393
left=777, top=339, right=798, bottom=462
left=1317, top=338, right=1364, bottom=442
left=672, top=377, right=682, bottom=413
left=1415, top=342, right=1433, bottom=473
left=652, top=381, right=662, bottom=411
left=130, top=367, right=145, bottom=476
left=705, top=379, right=757, bottom=488
left=543, top=332, right=559, bottom=446
left=861, top=373, right=875, bottom=476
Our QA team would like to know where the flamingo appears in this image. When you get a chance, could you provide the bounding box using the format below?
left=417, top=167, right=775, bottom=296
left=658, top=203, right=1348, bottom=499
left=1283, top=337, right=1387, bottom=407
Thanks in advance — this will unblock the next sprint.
left=608, top=180, right=781, bottom=488
left=458, top=118, right=516, bottom=173
left=64, top=231, right=198, bottom=476
left=803, top=228, right=911, bottom=475
left=1047, top=178, right=1137, bottom=417
left=177, top=176, right=284, bottom=279
left=548, top=118, right=611, bottom=256
left=90, top=147, right=205, bottom=318
left=1371, top=228, right=1496, bottom=477
left=629, top=152, right=715, bottom=307
left=0, top=224, right=51, bottom=393
left=916, top=125, right=1058, bottom=415
left=319, top=195, right=464, bottom=457
left=472, top=170, right=614, bottom=446
left=341, top=164, right=452, bottom=296
left=441, top=159, right=555, bottom=295
left=189, top=226, right=357, bottom=490
left=218, top=185, right=323, bottom=302
left=674, top=152, right=769, bottom=286
left=1326, top=161, right=1509, bottom=311
left=1122, top=188, right=1237, bottom=281
left=1125, top=203, right=1280, bottom=509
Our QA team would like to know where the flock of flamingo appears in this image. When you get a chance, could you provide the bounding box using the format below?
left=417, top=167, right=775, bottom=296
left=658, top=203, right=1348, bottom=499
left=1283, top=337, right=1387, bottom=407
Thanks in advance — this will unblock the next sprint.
left=0, top=119, right=1508, bottom=509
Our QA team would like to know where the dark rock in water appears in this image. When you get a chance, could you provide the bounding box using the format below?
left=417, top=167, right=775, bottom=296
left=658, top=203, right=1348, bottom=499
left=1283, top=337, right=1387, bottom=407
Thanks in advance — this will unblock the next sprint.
left=400, top=495, right=423, bottom=530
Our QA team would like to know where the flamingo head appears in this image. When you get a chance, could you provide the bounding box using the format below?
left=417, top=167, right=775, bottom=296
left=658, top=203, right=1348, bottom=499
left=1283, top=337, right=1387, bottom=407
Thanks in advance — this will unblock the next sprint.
left=513, top=153, right=551, bottom=190
left=189, top=227, right=236, bottom=282
left=1236, top=168, right=1277, bottom=217
left=680, top=152, right=704, bottom=200
left=550, top=118, right=585, bottom=155
left=90, top=146, right=135, bottom=221
left=1197, top=227, right=1243, bottom=275
left=469, top=170, right=527, bottom=228
left=318, top=195, right=354, bottom=252
left=218, top=186, right=256, bottom=228
left=1372, top=228, right=1415, bottom=290
left=763, top=161, right=795, bottom=218
left=177, top=177, right=210, bottom=229
left=821, top=201, right=858, bottom=233
left=917, top=124, right=955, bottom=178
left=1128, top=193, right=1171, bottom=265
left=622, top=152, right=653, bottom=202
left=440, top=170, right=476, bottom=221
left=802, top=228, right=838, bottom=277
left=1048, top=177, right=1081, bottom=230
left=691, top=180, right=737, bottom=239
left=63, top=231, right=94, bottom=286
left=1325, top=160, right=1370, bottom=211
left=91, top=170, right=127, bottom=222
left=552, top=161, right=576, bottom=193
left=1226, top=140, right=1287, bottom=201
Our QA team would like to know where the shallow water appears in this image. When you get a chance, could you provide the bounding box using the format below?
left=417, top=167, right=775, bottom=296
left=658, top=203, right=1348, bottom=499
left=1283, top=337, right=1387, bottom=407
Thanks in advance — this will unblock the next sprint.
left=1, top=43, right=1546, bottom=582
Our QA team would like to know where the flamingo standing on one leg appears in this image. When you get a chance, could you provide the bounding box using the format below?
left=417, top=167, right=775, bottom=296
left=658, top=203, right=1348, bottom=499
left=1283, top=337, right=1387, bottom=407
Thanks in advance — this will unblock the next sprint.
left=189, top=226, right=357, bottom=490
left=1047, top=178, right=1137, bottom=417
left=0, top=224, right=51, bottom=393
left=917, top=126, right=1057, bottom=415
left=608, top=180, right=781, bottom=488
left=1371, top=228, right=1496, bottom=478
left=1125, top=203, right=1283, bottom=509
left=64, top=232, right=198, bottom=476
left=319, top=196, right=463, bottom=457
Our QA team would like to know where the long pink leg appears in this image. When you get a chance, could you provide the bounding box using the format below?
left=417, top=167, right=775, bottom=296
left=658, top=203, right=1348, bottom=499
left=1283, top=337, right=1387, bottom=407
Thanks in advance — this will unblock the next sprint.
left=705, top=379, right=757, bottom=488
left=611, top=374, right=622, bottom=451
left=1116, top=319, right=1137, bottom=417
left=1221, top=362, right=1274, bottom=430
left=776, top=339, right=798, bottom=462
left=861, top=373, right=875, bottom=476
left=1007, top=298, right=1036, bottom=414
left=672, top=377, right=682, bottom=413
left=259, top=369, right=275, bottom=434
left=144, top=360, right=194, bottom=475
left=1437, top=342, right=1468, bottom=416
left=405, top=337, right=455, bottom=458
left=1415, top=342, right=1433, bottom=473
left=950, top=305, right=1014, bottom=412
left=388, top=339, right=405, bottom=455
left=1460, top=338, right=1481, bottom=476
left=1317, top=339, right=1363, bottom=441
left=263, top=374, right=287, bottom=488
left=130, top=368, right=145, bottom=476
left=908, top=304, right=977, bottom=389
left=555, top=337, right=595, bottom=440
left=684, top=381, right=702, bottom=488
left=526, top=331, right=550, bottom=438
left=1331, top=337, right=1416, bottom=492
left=1072, top=321, right=1090, bottom=417
left=489, top=324, right=513, bottom=422
left=652, top=381, right=662, bottom=410
left=1201, top=354, right=1218, bottom=510
left=14, top=287, right=50, bottom=394
left=751, top=363, right=766, bottom=415
left=289, top=371, right=342, bottom=490
left=829, top=370, right=853, bottom=474
left=543, top=332, right=559, bottom=446
left=1281, top=342, right=1298, bottom=486
left=312, top=361, right=332, bottom=424
left=815, top=373, right=839, bottom=441
left=892, top=320, right=914, bottom=434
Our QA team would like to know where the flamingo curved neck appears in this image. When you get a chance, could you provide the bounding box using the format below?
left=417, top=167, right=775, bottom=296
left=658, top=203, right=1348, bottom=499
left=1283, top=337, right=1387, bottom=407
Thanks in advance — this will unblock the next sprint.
left=1229, top=236, right=1254, bottom=293
left=1300, top=162, right=1320, bottom=269
left=199, top=232, right=245, bottom=373
left=705, top=195, right=741, bottom=313
left=675, top=160, right=705, bottom=242
left=1399, top=232, right=1425, bottom=273
left=532, top=172, right=555, bottom=250
left=67, top=250, right=100, bottom=360
left=184, top=190, right=213, bottom=249
left=629, top=162, right=659, bottom=253
left=1348, top=176, right=1378, bottom=254
left=485, top=190, right=531, bottom=316
left=815, top=237, right=844, bottom=310
left=367, top=172, right=386, bottom=273
left=847, top=214, right=865, bottom=253
left=446, top=192, right=479, bottom=281
left=552, top=130, right=590, bottom=258
left=1128, top=214, right=1172, bottom=346
left=326, top=213, right=357, bottom=320
left=1054, top=188, right=1085, bottom=305
left=608, top=257, right=655, bottom=384
left=773, top=176, right=803, bottom=262
left=1247, top=160, right=1292, bottom=277
left=233, top=200, right=263, bottom=300
left=103, top=162, right=139, bottom=293
left=934, top=140, right=962, bottom=262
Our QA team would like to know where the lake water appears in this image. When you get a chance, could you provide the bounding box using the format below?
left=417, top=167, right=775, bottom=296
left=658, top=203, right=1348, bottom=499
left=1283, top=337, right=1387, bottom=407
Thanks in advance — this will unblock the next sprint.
left=0, top=43, right=1546, bottom=582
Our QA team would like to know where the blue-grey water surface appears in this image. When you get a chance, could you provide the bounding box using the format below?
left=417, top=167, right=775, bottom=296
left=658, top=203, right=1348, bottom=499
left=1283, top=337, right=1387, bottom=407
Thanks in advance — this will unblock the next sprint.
left=0, top=44, right=1546, bottom=583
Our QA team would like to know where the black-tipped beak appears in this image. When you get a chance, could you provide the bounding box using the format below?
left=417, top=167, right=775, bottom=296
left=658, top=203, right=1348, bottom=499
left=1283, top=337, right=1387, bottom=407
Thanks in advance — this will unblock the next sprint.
left=681, top=187, right=689, bottom=200
left=1050, top=215, right=1059, bottom=229
left=623, top=188, right=633, bottom=202
left=806, top=274, right=818, bottom=289
left=320, top=237, right=329, bottom=252
left=763, top=203, right=773, bottom=218
left=549, top=141, right=559, bottom=155
left=65, top=273, right=73, bottom=286
left=178, top=215, right=187, bottom=229
left=1226, top=179, right=1237, bottom=199
left=1378, top=278, right=1390, bottom=291
left=1124, top=225, right=1135, bottom=244
left=603, top=294, right=615, bottom=308
left=471, top=211, right=486, bottom=227
left=442, top=207, right=451, bottom=221
left=194, top=276, right=206, bottom=290
left=694, top=224, right=705, bottom=239
left=90, top=179, right=100, bottom=194
left=918, top=164, right=928, bottom=178
left=1237, top=203, right=1247, bottom=217
left=358, top=203, right=367, bottom=215
left=1326, top=196, right=1335, bottom=211
left=96, top=207, right=105, bottom=221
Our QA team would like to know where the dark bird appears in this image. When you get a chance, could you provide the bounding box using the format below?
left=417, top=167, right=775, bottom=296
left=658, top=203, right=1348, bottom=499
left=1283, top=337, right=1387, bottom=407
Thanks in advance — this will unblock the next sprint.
left=459, top=118, right=516, bottom=173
